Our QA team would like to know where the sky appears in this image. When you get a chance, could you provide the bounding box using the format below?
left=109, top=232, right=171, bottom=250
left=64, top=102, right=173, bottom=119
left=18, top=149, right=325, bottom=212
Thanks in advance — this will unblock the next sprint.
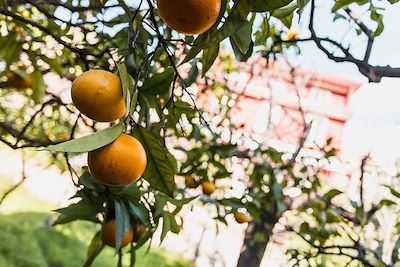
left=290, top=1, right=400, bottom=168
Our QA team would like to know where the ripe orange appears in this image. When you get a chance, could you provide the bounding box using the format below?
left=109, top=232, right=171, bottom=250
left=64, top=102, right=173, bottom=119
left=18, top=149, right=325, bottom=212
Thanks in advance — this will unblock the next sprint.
left=234, top=212, right=250, bottom=224
left=185, top=175, right=199, bottom=188
left=157, top=0, right=221, bottom=35
left=88, top=134, right=147, bottom=186
left=7, top=71, right=32, bottom=89
left=133, top=222, right=147, bottom=242
left=71, top=70, right=126, bottom=122
left=101, top=219, right=134, bottom=248
left=202, top=181, right=215, bottom=195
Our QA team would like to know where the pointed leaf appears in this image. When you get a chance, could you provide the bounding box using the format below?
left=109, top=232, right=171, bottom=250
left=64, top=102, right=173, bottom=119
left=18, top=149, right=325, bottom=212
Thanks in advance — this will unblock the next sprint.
left=53, top=199, right=101, bottom=225
left=114, top=200, right=131, bottom=251
left=202, top=43, right=220, bottom=76
left=231, top=21, right=252, bottom=54
left=140, top=67, right=175, bottom=95
left=323, top=189, right=343, bottom=199
left=32, top=69, right=45, bottom=104
left=133, top=126, right=175, bottom=196
left=44, top=123, right=124, bottom=152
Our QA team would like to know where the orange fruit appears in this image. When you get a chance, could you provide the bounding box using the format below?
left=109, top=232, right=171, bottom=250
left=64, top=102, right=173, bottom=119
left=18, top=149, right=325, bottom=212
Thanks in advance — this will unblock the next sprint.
left=185, top=175, right=199, bottom=188
left=7, top=71, right=32, bottom=89
left=101, top=219, right=134, bottom=248
left=71, top=70, right=126, bottom=122
left=133, top=222, right=147, bottom=242
left=234, top=212, right=250, bottom=224
left=157, top=0, right=221, bottom=35
left=88, top=134, right=147, bottom=186
left=202, top=181, right=215, bottom=195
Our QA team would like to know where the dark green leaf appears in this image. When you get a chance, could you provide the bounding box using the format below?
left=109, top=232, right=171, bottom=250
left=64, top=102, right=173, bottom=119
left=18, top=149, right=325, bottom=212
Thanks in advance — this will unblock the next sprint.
left=182, top=0, right=251, bottom=64
left=140, top=67, right=175, bottom=95
left=231, top=21, right=253, bottom=54
left=53, top=199, right=101, bottom=225
left=184, top=59, right=199, bottom=86
left=127, top=202, right=150, bottom=227
left=114, top=199, right=131, bottom=251
left=251, top=0, right=293, bottom=12
left=202, top=43, right=220, bottom=76
left=161, top=212, right=180, bottom=242
left=116, top=62, right=131, bottom=103
left=133, top=126, right=175, bottom=196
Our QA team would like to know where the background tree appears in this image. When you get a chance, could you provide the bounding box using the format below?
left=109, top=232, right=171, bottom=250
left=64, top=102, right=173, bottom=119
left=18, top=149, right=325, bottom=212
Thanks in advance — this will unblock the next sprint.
left=1, top=0, right=400, bottom=266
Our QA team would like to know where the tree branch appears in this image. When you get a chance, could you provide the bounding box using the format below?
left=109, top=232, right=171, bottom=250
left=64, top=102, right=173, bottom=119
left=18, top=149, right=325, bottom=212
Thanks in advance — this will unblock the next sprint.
left=304, top=0, right=400, bottom=82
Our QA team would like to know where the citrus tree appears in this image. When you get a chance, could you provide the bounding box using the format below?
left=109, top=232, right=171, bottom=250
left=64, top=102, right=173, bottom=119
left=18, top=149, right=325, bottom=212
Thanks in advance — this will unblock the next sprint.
left=1, top=0, right=400, bottom=267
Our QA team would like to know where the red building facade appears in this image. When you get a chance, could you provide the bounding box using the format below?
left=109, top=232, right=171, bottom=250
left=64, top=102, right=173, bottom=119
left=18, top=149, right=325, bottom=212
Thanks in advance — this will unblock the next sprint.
left=196, top=57, right=361, bottom=154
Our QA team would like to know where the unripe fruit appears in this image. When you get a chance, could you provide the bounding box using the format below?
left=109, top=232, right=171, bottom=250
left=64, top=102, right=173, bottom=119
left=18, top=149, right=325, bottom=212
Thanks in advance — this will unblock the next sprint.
left=202, top=181, right=215, bottom=196
left=185, top=175, right=199, bottom=188
left=234, top=212, right=251, bottom=224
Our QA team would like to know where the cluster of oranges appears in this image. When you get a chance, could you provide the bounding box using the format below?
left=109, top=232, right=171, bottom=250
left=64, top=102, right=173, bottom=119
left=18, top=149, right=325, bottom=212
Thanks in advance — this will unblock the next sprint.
left=71, top=70, right=148, bottom=247
left=184, top=175, right=251, bottom=224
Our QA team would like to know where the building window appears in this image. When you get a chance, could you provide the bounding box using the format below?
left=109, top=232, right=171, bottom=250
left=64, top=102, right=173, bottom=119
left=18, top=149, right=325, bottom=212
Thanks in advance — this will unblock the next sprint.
left=309, top=87, right=332, bottom=105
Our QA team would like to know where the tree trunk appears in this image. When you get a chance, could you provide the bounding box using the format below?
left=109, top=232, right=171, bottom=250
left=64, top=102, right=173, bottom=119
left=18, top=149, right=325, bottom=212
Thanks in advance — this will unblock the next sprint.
left=237, top=210, right=278, bottom=267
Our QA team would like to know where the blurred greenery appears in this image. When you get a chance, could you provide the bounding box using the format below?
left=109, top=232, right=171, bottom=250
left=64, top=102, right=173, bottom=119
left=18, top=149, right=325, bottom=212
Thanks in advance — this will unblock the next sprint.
left=0, top=212, right=189, bottom=267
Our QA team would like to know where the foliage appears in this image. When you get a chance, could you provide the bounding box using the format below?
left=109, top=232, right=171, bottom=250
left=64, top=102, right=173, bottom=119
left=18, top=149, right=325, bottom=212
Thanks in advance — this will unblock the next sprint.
left=0, top=212, right=189, bottom=267
left=1, top=0, right=400, bottom=266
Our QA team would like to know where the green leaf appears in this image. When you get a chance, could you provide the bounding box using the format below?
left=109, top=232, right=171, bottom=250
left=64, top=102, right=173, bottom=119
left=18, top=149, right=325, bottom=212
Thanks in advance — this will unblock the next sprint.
left=84, top=231, right=104, bottom=267
left=32, top=69, right=46, bottom=104
left=133, top=126, right=175, bottom=196
left=386, top=186, right=400, bottom=199
left=160, top=212, right=180, bottom=242
left=251, top=0, right=293, bottom=12
left=323, top=189, right=342, bottom=199
left=231, top=38, right=253, bottom=62
left=379, top=199, right=396, bottom=207
left=53, top=199, right=101, bottom=225
left=231, top=21, right=253, bottom=54
left=116, top=62, right=131, bottom=103
left=4, top=42, right=22, bottom=69
left=0, top=0, right=6, bottom=8
left=86, top=231, right=103, bottom=258
left=182, top=0, right=251, bottom=64
left=44, top=123, right=124, bottom=152
left=128, top=202, right=150, bottom=227
left=12, top=69, right=28, bottom=80
left=278, top=13, right=294, bottom=29
left=140, top=67, right=175, bottom=95
left=332, top=0, right=368, bottom=12
left=184, top=59, right=199, bottom=86
left=114, top=199, right=131, bottom=251
left=41, top=56, right=63, bottom=76
left=202, top=43, right=220, bottom=76
left=272, top=2, right=298, bottom=18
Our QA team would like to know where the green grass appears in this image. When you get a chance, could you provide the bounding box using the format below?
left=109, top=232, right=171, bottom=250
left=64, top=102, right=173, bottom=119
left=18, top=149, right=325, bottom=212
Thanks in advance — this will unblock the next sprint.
left=0, top=212, right=189, bottom=267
